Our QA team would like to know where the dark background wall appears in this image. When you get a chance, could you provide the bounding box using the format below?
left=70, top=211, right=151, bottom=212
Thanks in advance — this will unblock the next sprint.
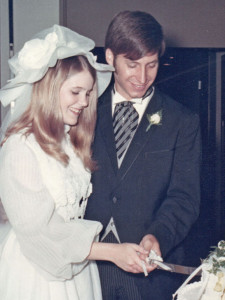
left=65, top=0, right=225, bottom=48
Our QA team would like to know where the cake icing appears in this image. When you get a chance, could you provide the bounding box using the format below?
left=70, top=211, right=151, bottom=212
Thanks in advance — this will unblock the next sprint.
left=173, top=241, right=225, bottom=300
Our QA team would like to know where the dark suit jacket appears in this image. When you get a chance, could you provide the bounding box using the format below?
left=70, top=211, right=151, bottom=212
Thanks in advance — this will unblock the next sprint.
left=85, top=86, right=201, bottom=299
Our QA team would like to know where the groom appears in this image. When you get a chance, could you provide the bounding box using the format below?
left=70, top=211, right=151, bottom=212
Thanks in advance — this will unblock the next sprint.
left=86, top=10, right=201, bottom=300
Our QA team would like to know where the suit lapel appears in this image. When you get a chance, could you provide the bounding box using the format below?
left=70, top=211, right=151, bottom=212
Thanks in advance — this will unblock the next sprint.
left=117, top=89, right=163, bottom=180
left=97, top=87, right=164, bottom=181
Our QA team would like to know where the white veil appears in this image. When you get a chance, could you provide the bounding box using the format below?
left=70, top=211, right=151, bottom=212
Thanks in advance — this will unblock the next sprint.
left=0, top=24, right=114, bottom=142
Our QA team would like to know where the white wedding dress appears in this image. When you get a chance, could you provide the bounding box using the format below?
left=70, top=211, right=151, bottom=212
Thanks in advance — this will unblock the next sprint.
left=0, top=131, right=103, bottom=300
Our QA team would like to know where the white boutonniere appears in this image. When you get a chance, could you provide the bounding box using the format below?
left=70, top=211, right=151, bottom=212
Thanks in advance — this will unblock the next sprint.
left=146, top=110, right=162, bottom=132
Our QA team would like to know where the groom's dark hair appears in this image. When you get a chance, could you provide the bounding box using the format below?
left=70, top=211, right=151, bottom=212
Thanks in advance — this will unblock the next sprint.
left=105, top=10, right=165, bottom=60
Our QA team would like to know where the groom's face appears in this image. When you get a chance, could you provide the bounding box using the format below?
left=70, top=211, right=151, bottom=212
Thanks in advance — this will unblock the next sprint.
left=106, top=48, right=159, bottom=100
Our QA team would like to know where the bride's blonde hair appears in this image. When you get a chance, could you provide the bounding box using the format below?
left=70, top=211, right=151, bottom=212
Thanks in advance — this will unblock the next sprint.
left=2, top=55, right=97, bottom=171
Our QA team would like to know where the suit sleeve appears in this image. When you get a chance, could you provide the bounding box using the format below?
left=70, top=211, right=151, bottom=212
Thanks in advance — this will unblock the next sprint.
left=147, top=112, right=201, bottom=257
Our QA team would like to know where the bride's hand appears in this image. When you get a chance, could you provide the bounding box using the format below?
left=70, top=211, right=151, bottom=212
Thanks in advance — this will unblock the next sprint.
left=88, top=241, right=148, bottom=274
left=109, top=243, right=149, bottom=273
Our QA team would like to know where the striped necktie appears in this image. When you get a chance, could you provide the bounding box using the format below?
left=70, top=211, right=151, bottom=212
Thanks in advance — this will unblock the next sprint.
left=113, top=101, right=139, bottom=160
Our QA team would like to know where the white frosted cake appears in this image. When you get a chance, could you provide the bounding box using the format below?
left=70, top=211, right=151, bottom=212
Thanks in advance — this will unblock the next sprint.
left=174, top=241, right=225, bottom=300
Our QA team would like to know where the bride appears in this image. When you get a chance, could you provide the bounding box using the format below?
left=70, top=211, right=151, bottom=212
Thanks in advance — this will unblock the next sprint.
left=0, top=25, right=149, bottom=300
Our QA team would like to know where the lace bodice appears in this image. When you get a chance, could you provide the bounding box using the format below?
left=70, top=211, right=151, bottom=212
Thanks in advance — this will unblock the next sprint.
left=26, top=133, right=92, bottom=222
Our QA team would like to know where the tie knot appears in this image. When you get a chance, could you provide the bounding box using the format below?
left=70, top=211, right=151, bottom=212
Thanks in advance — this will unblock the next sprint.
left=114, top=101, right=136, bottom=117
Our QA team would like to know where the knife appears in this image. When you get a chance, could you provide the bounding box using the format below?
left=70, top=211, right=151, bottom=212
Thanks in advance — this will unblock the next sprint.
left=146, top=250, right=201, bottom=276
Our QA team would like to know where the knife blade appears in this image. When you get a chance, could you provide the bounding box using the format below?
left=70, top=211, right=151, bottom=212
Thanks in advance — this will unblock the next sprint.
left=156, top=261, right=201, bottom=276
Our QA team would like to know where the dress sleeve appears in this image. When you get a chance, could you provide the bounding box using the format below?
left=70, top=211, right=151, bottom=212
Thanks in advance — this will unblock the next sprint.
left=0, top=135, right=102, bottom=280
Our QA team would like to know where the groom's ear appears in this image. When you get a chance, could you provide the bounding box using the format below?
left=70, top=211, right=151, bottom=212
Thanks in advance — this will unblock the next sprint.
left=105, top=48, right=114, bottom=66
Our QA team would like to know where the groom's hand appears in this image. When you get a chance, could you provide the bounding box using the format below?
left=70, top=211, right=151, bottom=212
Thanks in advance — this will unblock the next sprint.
left=139, top=234, right=161, bottom=273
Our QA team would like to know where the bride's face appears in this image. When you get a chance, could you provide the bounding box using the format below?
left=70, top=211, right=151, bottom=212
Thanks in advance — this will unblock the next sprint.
left=59, top=70, right=94, bottom=126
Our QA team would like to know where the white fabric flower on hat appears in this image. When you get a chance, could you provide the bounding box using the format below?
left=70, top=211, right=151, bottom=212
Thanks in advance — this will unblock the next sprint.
left=18, top=32, right=58, bottom=70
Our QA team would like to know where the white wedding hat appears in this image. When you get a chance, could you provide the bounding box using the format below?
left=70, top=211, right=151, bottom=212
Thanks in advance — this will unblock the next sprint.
left=0, top=24, right=114, bottom=141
